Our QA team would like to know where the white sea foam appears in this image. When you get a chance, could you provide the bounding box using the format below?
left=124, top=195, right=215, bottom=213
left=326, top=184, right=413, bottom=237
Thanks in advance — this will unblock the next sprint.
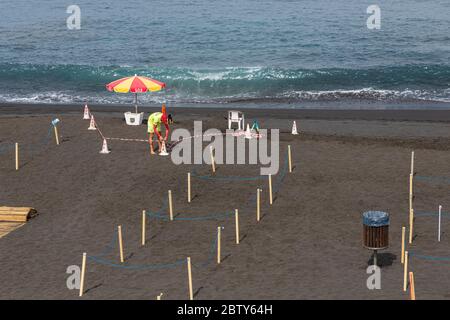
left=0, top=87, right=449, bottom=106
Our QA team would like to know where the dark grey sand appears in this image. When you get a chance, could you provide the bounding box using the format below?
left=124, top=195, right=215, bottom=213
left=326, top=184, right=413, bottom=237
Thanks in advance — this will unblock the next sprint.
left=1, top=104, right=450, bottom=299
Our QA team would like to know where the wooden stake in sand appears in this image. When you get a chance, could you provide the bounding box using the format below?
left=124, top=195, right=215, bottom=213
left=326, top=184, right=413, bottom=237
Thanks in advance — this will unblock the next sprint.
left=409, top=209, right=414, bottom=244
left=54, top=125, right=60, bottom=145
left=118, top=225, right=124, bottom=263
left=438, top=205, right=442, bottom=242
left=142, top=210, right=146, bottom=246
left=268, top=174, right=273, bottom=205
left=403, top=251, right=409, bottom=292
left=187, top=257, right=193, bottom=300
left=15, top=143, right=19, bottom=171
left=409, top=194, right=413, bottom=222
left=401, top=227, right=406, bottom=264
left=409, top=272, right=416, bottom=300
left=257, top=188, right=261, bottom=222
left=288, top=145, right=292, bottom=173
left=217, top=226, right=221, bottom=264
left=168, top=190, right=173, bottom=221
left=79, top=252, right=86, bottom=297
left=187, top=172, right=191, bottom=203
left=409, top=173, right=413, bottom=195
left=410, top=151, right=414, bottom=175
left=409, top=173, right=413, bottom=209
left=235, top=209, right=240, bottom=244
left=210, top=146, right=216, bottom=173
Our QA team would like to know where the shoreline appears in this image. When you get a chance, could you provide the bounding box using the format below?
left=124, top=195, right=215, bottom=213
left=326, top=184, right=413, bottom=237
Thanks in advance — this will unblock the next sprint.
left=2, top=102, right=450, bottom=123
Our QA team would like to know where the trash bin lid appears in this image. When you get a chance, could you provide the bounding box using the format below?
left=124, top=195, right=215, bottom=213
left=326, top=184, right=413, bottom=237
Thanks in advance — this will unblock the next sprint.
left=363, top=211, right=389, bottom=227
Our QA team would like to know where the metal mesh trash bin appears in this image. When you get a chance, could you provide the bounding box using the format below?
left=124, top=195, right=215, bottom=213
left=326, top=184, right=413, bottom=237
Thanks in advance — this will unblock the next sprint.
left=363, top=211, right=389, bottom=266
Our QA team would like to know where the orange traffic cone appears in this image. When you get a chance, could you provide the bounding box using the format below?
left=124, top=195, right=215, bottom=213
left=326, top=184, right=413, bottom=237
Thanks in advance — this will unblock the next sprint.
left=291, top=121, right=299, bottom=135
left=83, top=104, right=90, bottom=120
left=99, top=139, right=110, bottom=154
left=245, top=123, right=252, bottom=139
left=88, top=115, right=96, bottom=130
left=159, top=141, right=169, bottom=156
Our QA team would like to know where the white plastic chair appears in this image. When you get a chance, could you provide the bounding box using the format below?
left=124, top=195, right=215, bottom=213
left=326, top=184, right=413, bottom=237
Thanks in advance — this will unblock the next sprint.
left=228, top=110, right=245, bottom=130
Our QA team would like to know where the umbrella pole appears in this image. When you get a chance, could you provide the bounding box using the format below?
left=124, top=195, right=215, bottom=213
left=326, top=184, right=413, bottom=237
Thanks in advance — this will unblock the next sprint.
left=135, top=93, right=138, bottom=114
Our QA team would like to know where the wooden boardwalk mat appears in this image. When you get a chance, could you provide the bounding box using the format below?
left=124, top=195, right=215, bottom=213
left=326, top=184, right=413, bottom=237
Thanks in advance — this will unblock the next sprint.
left=0, top=207, right=37, bottom=238
left=0, top=207, right=37, bottom=222
left=0, top=222, right=25, bottom=239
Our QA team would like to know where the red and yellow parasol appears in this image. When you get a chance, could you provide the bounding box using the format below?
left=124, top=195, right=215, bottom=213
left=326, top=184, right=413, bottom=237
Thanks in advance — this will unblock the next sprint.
left=106, top=75, right=166, bottom=113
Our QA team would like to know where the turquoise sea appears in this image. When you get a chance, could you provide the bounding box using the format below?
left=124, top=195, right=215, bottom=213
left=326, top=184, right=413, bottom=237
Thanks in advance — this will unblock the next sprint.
left=0, top=0, right=449, bottom=108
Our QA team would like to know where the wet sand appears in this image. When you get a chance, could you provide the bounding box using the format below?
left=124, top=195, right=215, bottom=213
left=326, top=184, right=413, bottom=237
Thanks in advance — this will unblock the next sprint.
left=0, top=104, right=450, bottom=299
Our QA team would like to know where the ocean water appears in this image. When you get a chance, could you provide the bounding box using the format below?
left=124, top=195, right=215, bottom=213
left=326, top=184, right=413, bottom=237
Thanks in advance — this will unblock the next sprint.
left=0, top=0, right=449, bottom=108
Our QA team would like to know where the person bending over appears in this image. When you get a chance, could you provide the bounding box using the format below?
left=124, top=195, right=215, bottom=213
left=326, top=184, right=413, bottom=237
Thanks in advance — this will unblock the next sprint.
left=148, top=111, right=170, bottom=155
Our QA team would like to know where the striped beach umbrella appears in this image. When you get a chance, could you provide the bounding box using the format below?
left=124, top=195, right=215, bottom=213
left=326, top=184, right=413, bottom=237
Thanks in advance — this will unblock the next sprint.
left=106, top=75, right=166, bottom=113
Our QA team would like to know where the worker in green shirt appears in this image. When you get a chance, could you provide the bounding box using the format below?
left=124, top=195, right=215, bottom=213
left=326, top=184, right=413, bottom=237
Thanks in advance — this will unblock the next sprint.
left=148, top=111, right=170, bottom=155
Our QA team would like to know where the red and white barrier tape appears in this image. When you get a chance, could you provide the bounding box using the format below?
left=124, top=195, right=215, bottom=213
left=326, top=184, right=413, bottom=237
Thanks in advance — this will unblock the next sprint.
left=106, top=137, right=147, bottom=142
left=90, top=116, right=263, bottom=144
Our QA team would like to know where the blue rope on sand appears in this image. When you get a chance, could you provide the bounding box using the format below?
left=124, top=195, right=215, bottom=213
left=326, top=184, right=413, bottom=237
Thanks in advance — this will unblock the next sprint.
left=145, top=190, right=234, bottom=221
left=89, top=150, right=292, bottom=270
left=190, top=152, right=289, bottom=182
left=87, top=231, right=217, bottom=270
left=191, top=171, right=267, bottom=181
left=415, top=175, right=450, bottom=185
left=415, top=210, right=450, bottom=218
left=272, top=154, right=289, bottom=195
left=95, top=236, right=117, bottom=258
left=409, top=252, right=450, bottom=263
left=0, top=124, right=53, bottom=156
left=0, top=142, right=15, bottom=155
left=88, top=255, right=186, bottom=270
left=145, top=152, right=290, bottom=221
left=193, top=232, right=219, bottom=269
left=24, top=125, right=53, bottom=152
left=147, top=211, right=235, bottom=221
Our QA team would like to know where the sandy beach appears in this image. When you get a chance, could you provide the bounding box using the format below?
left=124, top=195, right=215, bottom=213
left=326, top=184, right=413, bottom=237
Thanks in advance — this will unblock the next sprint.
left=0, top=104, right=449, bottom=299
